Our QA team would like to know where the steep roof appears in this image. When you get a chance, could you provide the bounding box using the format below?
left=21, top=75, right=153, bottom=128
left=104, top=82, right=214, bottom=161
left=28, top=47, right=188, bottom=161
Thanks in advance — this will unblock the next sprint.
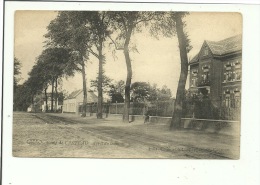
left=87, top=91, right=98, bottom=103
left=189, top=53, right=199, bottom=64
left=67, top=89, right=83, bottom=99
left=206, top=34, right=242, bottom=55
left=66, top=89, right=98, bottom=103
left=190, top=34, right=242, bottom=64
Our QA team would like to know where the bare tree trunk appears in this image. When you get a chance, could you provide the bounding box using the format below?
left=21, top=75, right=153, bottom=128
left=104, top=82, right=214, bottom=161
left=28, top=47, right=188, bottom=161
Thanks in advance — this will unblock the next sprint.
left=81, top=59, right=87, bottom=117
left=55, top=78, right=58, bottom=112
left=97, top=41, right=103, bottom=119
left=170, top=14, right=189, bottom=130
left=123, top=26, right=133, bottom=123
left=45, top=87, right=48, bottom=112
left=51, top=78, right=54, bottom=112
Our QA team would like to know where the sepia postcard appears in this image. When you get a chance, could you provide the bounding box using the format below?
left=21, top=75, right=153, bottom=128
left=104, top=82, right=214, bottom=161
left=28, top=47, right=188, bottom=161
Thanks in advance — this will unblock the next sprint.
left=12, top=10, right=243, bottom=159
left=2, top=1, right=260, bottom=185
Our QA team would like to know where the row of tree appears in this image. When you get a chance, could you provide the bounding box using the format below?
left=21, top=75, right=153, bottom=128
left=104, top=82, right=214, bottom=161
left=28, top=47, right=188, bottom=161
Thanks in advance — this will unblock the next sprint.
left=14, top=11, right=192, bottom=129
left=13, top=47, right=74, bottom=112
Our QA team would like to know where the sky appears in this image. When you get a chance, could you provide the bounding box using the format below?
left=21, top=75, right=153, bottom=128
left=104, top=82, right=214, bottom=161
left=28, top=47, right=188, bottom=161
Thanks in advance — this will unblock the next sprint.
left=14, top=11, right=242, bottom=96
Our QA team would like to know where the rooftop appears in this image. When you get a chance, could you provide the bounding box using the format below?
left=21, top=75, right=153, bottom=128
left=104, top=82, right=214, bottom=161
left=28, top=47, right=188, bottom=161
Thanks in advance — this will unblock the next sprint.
left=190, top=34, right=242, bottom=64
left=66, top=89, right=98, bottom=103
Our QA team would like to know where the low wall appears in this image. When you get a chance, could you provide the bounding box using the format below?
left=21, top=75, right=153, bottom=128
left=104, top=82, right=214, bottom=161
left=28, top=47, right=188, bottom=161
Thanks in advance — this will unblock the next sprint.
left=62, top=112, right=240, bottom=135
left=104, top=114, right=144, bottom=122
left=181, top=118, right=240, bottom=135
left=149, top=116, right=172, bottom=124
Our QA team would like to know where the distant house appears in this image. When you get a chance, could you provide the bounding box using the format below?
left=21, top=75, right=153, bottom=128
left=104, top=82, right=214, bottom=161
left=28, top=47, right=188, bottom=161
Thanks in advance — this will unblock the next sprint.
left=41, top=93, right=62, bottom=112
left=189, top=34, right=242, bottom=108
left=62, top=90, right=98, bottom=114
left=27, top=92, right=63, bottom=112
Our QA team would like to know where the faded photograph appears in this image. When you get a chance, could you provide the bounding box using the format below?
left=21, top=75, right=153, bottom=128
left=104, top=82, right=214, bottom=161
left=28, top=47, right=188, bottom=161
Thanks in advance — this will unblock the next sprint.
left=13, top=11, right=242, bottom=159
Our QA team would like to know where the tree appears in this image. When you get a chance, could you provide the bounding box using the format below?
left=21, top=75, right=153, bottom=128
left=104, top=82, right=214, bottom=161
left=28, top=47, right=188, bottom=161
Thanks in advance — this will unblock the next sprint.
left=90, top=72, right=112, bottom=94
left=36, top=47, right=73, bottom=112
left=47, top=11, right=112, bottom=118
left=108, top=11, right=155, bottom=122
left=169, top=13, right=191, bottom=129
left=13, top=83, right=33, bottom=111
left=45, top=11, right=91, bottom=116
left=149, top=12, right=192, bottom=129
left=130, top=82, right=150, bottom=102
left=84, top=11, right=111, bottom=119
left=157, top=85, right=172, bottom=101
left=130, top=82, right=172, bottom=103
left=14, top=57, right=22, bottom=93
left=109, top=80, right=125, bottom=103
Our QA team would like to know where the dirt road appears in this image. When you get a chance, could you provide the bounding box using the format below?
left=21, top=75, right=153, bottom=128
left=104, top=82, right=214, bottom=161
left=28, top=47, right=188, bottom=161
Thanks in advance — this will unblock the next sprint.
left=13, top=112, right=240, bottom=159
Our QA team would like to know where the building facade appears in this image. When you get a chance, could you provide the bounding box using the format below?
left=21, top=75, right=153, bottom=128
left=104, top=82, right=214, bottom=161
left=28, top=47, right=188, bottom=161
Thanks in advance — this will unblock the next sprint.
left=62, top=90, right=98, bottom=114
left=189, top=34, right=242, bottom=109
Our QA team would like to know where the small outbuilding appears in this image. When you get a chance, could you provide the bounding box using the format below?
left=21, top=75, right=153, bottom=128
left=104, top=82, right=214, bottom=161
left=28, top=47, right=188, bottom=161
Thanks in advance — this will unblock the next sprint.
left=62, top=90, right=98, bottom=114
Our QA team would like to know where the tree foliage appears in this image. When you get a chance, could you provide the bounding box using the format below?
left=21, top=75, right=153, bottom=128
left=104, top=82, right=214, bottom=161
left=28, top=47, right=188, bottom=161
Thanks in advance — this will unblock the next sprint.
left=14, top=57, right=22, bottom=92
left=90, top=72, right=113, bottom=94
left=109, top=80, right=125, bottom=103
left=130, top=82, right=172, bottom=103
left=150, top=12, right=192, bottom=52
left=45, top=11, right=92, bottom=116
left=130, top=82, right=150, bottom=102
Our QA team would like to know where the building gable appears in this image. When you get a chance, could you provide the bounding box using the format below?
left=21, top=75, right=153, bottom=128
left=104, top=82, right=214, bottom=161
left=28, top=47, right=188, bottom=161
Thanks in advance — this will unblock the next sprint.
left=205, top=34, right=242, bottom=56
left=189, top=34, right=242, bottom=65
left=66, top=89, right=83, bottom=100
left=65, top=89, right=98, bottom=103
left=198, top=41, right=214, bottom=61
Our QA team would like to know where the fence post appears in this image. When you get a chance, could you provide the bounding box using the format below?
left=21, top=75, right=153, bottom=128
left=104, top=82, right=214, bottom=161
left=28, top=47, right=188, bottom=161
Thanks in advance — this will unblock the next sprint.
left=106, top=102, right=109, bottom=118
left=156, top=98, right=158, bottom=116
left=116, top=101, right=118, bottom=114
left=90, top=103, right=92, bottom=116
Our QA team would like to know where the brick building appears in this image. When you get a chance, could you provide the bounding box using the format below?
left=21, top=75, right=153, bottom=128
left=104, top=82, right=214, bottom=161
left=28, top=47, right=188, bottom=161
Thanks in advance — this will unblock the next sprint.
left=189, top=34, right=242, bottom=109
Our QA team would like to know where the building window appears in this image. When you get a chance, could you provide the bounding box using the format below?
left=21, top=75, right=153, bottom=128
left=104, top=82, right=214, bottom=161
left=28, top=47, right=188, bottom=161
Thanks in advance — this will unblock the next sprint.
left=234, top=70, right=241, bottom=81
left=224, top=61, right=242, bottom=82
left=224, top=63, right=232, bottom=82
left=225, top=94, right=231, bottom=107
left=235, top=60, right=241, bottom=69
left=225, top=63, right=232, bottom=71
left=203, top=46, right=209, bottom=56
left=224, top=71, right=233, bottom=82
left=191, top=78, right=198, bottom=87
left=234, top=89, right=241, bottom=108
left=199, top=65, right=210, bottom=86
left=223, top=88, right=240, bottom=108
left=191, top=69, right=198, bottom=87
left=234, top=61, right=241, bottom=81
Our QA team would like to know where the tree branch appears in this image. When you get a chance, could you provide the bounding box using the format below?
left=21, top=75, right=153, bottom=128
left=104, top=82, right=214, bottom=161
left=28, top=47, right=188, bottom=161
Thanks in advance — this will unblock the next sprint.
left=87, top=48, right=99, bottom=59
left=119, top=14, right=128, bottom=33
left=134, top=14, right=155, bottom=26
left=108, top=35, right=124, bottom=50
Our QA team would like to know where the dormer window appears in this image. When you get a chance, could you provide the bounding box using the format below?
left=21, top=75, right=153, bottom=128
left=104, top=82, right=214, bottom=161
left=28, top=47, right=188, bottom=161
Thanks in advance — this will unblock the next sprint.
left=203, top=46, right=209, bottom=56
